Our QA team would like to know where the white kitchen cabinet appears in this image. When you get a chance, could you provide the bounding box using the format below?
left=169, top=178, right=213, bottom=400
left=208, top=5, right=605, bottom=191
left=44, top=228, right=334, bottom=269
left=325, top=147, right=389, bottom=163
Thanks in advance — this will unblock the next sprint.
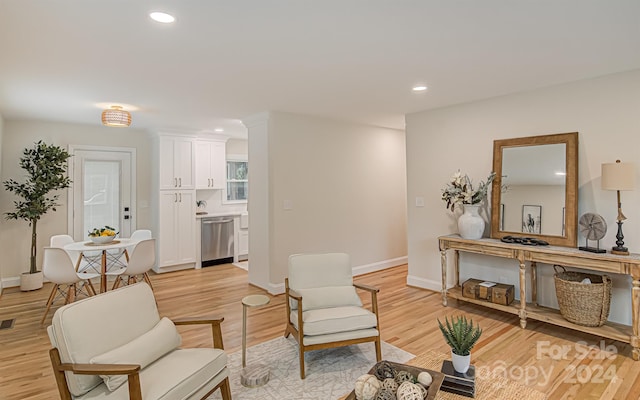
left=159, top=136, right=194, bottom=190
left=238, top=229, right=249, bottom=260
left=157, top=190, right=196, bottom=269
left=195, top=140, right=226, bottom=189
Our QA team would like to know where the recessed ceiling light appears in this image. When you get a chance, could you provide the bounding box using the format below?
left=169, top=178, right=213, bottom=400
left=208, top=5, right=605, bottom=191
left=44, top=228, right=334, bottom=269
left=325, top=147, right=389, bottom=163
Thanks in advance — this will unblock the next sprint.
left=214, top=128, right=224, bottom=133
left=555, top=171, right=566, bottom=176
left=412, top=85, right=428, bottom=92
left=150, top=12, right=175, bottom=23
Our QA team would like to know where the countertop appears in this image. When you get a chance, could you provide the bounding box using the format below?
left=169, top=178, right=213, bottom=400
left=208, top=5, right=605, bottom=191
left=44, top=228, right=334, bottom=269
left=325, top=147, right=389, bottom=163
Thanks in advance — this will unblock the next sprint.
left=196, top=212, right=244, bottom=219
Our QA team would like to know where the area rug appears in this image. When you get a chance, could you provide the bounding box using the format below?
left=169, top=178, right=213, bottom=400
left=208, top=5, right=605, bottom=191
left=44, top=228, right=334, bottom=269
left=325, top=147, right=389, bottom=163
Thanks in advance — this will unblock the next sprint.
left=410, top=350, right=547, bottom=400
left=207, top=336, right=413, bottom=400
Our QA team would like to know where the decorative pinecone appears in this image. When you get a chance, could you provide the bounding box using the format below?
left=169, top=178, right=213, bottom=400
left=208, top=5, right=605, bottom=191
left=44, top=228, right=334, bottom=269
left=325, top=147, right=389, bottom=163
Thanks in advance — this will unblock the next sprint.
left=373, top=361, right=397, bottom=380
left=394, top=370, right=414, bottom=385
left=375, top=387, right=397, bottom=400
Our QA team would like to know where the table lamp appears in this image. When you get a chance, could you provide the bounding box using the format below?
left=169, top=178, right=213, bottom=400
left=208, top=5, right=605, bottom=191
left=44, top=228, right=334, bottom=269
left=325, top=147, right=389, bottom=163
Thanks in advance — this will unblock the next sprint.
left=601, top=160, right=636, bottom=255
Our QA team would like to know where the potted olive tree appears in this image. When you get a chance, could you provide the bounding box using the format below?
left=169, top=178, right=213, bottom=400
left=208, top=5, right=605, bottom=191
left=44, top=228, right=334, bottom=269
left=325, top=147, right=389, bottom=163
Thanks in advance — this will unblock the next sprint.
left=438, top=315, right=483, bottom=373
left=3, top=141, right=72, bottom=291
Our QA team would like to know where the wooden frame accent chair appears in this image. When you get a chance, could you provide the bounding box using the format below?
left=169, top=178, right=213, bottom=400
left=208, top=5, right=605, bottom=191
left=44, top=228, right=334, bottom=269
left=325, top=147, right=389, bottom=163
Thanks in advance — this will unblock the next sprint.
left=284, top=253, right=382, bottom=379
left=47, top=282, right=231, bottom=400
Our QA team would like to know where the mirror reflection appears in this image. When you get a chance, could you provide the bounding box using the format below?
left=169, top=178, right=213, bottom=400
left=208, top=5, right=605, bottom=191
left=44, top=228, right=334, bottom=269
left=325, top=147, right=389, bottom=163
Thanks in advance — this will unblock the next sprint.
left=500, top=143, right=566, bottom=236
left=491, top=132, right=578, bottom=247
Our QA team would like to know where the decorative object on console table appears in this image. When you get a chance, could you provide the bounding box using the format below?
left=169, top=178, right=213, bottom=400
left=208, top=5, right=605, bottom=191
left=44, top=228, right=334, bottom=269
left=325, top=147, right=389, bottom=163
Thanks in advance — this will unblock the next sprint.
left=553, top=265, right=612, bottom=327
left=437, top=315, right=482, bottom=374
left=601, top=160, right=636, bottom=255
left=462, top=279, right=514, bottom=306
left=578, top=213, right=607, bottom=253
left=441, top=170, right=495, bottom=240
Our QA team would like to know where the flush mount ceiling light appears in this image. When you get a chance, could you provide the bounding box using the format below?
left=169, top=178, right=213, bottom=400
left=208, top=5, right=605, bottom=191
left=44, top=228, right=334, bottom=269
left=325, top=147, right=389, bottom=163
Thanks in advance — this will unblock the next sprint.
left=214, top=128, right=224, bottom=133
left=150, top=11, right=175, bottom=23
left=101, top=106, right=132, bottom=127
left=412, top=85, right=428, bottom=92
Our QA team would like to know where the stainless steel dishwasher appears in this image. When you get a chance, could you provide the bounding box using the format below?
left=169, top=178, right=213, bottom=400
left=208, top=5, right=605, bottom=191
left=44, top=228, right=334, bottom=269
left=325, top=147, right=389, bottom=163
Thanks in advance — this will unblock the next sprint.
left=201, top=216, right=234, bottom=267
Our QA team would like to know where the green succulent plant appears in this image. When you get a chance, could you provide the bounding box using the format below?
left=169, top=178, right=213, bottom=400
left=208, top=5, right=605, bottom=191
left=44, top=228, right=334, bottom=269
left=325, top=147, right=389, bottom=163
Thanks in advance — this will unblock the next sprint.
left=437, top=315, right=482, bottom=356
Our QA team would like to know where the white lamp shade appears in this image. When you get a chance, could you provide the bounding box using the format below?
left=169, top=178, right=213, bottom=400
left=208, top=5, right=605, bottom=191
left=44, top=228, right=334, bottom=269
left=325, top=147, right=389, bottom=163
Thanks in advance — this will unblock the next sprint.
left=601, top=161, right=636, bottom=191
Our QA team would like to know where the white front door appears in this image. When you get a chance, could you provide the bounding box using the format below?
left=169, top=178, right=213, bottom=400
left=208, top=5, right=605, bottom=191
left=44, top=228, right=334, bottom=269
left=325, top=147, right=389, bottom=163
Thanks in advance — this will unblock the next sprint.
left=68, top=146, right=136, bottom=241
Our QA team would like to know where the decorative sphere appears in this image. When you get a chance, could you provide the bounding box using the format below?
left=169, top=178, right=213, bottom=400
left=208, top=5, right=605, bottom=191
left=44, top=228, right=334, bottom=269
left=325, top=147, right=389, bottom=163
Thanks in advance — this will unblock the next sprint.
left=417, top=371, right=433, bottom=387
left=373, top=361, right=397, bottom=380
left=394, top=370, right=414, bottom=385
left=396, top=381, right=424, bottom=400
left=375, top=387, right=397, bottom=400
left=381, top=378, right=398, bottom=392
left=355, top=374, right=381, bottom=400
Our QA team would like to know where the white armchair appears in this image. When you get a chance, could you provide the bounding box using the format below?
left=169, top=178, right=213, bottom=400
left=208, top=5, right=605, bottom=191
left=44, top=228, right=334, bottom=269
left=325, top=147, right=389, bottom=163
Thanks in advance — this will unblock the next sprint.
left=47, top=282, right=231, bottom=400
left=284, top=253, right=382, bottom=379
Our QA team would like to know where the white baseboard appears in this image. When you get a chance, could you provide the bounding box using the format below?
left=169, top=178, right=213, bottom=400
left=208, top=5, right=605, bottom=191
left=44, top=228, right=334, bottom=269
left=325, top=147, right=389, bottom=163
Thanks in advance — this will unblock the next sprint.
left=352, top=256, right=408, bottom=276
left=2, top=276, right=22, bottom=289
left=406, top=274, right=441, bottom=292
left=267, top=256, right=408, bottom=296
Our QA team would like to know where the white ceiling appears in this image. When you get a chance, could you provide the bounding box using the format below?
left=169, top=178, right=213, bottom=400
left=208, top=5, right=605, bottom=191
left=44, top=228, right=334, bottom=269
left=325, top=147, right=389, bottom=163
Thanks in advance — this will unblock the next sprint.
left=1, top=1, right=639, bottom=139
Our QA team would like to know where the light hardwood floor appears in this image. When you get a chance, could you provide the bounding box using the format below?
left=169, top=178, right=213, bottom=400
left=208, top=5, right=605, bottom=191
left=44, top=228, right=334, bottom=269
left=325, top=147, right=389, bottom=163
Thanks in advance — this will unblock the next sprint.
left=1, top=264, right=638, bottom=399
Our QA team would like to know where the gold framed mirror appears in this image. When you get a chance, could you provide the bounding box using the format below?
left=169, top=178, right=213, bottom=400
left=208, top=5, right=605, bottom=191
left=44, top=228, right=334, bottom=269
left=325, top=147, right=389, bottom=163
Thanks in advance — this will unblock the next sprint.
left=490, top=132, right=578, bottom=247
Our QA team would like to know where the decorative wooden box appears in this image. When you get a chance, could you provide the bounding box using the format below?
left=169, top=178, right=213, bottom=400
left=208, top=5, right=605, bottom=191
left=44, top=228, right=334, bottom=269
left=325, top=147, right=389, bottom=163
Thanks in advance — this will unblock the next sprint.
left=462, top=278, right=514, bottom=306
left=345, top=360, right=444, bottom=400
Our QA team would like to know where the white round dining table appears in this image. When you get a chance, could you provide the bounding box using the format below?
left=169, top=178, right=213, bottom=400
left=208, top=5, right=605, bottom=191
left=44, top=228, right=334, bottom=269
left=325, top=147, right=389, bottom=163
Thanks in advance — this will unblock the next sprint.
left=64, top=239, right=135, bottom=293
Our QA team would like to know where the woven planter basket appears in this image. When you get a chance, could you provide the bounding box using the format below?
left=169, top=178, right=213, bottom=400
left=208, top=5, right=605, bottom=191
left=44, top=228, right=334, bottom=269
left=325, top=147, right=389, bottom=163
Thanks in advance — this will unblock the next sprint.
left=553, top=265, right=612, bottom=327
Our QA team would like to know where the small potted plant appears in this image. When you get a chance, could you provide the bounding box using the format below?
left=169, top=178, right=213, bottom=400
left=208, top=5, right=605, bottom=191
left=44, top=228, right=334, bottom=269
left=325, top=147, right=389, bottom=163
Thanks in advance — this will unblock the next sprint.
left=3, top=141, right=72, bottom=291
left=437, top=315, right=482, bottom=373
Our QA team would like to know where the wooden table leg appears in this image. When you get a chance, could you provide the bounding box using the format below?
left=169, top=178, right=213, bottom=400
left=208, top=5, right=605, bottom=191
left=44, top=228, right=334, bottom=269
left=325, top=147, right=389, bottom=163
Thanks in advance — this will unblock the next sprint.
left=101, top=250, right=107, bottom=293
left=519, top=260, right=527, bottom=329
left=441, top=249, right=448, bottom=306
left=531, top=261, right=538, bottom=306
left=453, top=250, right=460, bottom=287
left=632, top=278, right=640, bottom=360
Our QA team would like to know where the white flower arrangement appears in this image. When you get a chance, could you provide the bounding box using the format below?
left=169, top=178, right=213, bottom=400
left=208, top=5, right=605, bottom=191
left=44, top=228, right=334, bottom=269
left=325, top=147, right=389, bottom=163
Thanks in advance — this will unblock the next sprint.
left=441, top=170, right=496, bottom=211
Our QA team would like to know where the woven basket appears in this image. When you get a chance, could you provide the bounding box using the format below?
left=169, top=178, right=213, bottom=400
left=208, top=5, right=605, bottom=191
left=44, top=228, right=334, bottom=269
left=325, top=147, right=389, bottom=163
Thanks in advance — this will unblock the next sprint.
left=553, top=265, right=612, bottom=327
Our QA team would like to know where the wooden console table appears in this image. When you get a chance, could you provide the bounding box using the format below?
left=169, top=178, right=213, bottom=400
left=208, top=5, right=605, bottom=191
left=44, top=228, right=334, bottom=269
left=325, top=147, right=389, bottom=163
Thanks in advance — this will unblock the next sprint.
left=438, top=234, right=640, bottom=360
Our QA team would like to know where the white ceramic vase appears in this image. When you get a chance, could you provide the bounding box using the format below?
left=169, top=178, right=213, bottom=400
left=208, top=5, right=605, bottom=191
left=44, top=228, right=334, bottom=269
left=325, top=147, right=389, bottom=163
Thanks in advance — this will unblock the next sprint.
left=451, top=350, right=471, bottom=374
left=457, top=204, right=484, bottom=239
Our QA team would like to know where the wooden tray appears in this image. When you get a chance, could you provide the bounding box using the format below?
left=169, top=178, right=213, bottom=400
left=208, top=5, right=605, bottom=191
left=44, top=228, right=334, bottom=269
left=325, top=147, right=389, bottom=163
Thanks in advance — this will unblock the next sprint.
left=344, top=360, right=444, bottom=400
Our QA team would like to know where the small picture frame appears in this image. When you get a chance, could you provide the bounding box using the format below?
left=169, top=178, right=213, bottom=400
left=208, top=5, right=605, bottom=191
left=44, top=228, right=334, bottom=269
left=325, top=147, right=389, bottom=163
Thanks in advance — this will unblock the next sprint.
left=522, top=205, right=542, bottom=234
left=499, top=204, right=505, bottom=231
left=562, top=207, right=566, bottom=236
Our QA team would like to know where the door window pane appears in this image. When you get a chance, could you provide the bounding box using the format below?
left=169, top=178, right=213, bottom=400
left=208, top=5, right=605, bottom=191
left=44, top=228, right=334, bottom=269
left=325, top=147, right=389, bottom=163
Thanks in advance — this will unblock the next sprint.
left=84, top=161, right=120, bottom=238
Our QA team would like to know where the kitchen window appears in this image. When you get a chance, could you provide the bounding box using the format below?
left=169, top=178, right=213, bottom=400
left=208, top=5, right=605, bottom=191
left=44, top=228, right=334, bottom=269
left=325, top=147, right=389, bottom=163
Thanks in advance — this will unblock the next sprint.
left=226, top=159, right=248, bottom=202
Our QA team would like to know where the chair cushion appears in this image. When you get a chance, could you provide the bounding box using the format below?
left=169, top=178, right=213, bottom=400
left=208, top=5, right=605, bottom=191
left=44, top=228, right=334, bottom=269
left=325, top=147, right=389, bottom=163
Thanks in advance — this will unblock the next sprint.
left=77, top=348, right=228, bottom=400
left=90, top=317, right=182, bottom=391
left=49, top=283, right=161, bottom=397
left=293, top=286, right=363, bottom=311
left=290, top=306, right=378, bottom=336
left=288, top=253, right=353, bottom=289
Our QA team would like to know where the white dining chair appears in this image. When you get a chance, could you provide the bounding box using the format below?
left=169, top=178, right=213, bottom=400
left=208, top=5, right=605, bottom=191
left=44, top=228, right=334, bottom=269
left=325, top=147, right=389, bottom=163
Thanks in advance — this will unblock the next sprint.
left=105, top=238, right=156, bottom=291
left=50, top=234, right=99, bottom=273
left=41, top=247, right=100, bottom=325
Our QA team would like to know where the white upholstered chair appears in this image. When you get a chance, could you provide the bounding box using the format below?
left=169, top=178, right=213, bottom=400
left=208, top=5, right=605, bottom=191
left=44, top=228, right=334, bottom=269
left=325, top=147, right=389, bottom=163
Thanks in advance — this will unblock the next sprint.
left=41, top=247, right=100, bottom=325
left=105, top=239, right=156, bottom=291
left=284, top=253, right=382, bottom=379
left=47, top=282, right=231, bottom=400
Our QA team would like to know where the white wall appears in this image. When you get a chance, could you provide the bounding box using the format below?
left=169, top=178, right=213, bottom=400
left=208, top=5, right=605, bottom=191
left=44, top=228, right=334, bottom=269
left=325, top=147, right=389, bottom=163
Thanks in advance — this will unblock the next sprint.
left=406, top=68, right=640, bottom=325
left=246, top=112, right=408, bottom=293
left=0, top=120, right=153, bottom=285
